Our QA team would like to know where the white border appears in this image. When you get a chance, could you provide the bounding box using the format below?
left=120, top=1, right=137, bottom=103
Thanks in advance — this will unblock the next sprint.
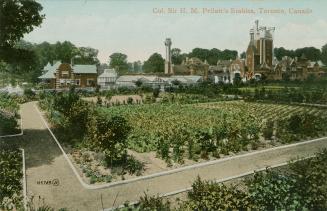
left=34, top=103, right=327, bottom=190
left=0, top=109, right=23, bottom=138
left=20, top=148, right=27, bottom=210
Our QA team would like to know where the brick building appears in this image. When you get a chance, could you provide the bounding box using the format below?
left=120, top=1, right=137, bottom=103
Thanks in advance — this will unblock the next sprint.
left=39, top=62, right=97, bottom=89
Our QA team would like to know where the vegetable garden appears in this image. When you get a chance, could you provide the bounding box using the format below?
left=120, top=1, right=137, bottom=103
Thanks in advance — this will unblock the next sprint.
left=101, top=100, right=327, bottom=165
left=39, top=90, right=327, bottom=184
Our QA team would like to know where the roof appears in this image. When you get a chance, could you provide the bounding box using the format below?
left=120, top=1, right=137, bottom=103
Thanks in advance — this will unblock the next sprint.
left=39, top=62, right=97, bottom=79
left=39, top=70, right=56, bottom=79
left=170, top=75, right=202, bottom=83
left=73, top=65, right=97, bottom=74
left=98, top=69, right=117, bottom=78
left=116, top=75, right=143, bottom=82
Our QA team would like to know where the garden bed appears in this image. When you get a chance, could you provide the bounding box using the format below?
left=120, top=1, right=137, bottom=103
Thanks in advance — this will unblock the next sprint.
left=0, top=146, right=23, bottom=210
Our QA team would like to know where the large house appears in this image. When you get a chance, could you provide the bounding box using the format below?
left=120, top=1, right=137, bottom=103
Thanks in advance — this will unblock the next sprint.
left=39, top=62, right=97, bottom=89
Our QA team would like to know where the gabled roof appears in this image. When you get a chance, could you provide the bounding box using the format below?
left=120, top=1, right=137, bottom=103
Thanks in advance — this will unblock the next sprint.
left=39, top=62, right=97, bottom=79
left=73, top=65, right=97, bottom=74
left=98, top=69, right=117, bottom=78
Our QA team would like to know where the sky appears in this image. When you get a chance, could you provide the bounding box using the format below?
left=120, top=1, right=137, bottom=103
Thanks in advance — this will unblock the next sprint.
left=24, top=0, right=327, bottom=63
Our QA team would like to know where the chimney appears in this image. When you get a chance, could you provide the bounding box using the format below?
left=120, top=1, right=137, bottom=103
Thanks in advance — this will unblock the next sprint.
left=255, top=20, right=259, bottom=31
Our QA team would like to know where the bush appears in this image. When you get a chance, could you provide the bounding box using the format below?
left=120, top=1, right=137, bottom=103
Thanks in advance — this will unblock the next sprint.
left=86, top=112, right=131, bottom=166
left=263, top=120, right=274, bottom=140
left=181, top=177, right=251, bottom=210
left=0, top=147, right=23, bottom=210
left=137, top=193, right=170, bottom=211
left=153, top=88, right=160, bottom=98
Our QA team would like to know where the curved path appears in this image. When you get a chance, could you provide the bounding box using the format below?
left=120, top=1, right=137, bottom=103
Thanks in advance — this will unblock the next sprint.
left=4, top=102, right=327, bottom=211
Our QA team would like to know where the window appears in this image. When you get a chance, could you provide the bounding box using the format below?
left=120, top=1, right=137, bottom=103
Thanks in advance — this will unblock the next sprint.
left=75, top=79, right=80, bottom=86
left=87, top=79, right=94, bottom=86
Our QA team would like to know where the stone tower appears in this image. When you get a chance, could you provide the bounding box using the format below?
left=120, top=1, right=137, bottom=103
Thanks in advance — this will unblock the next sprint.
left=246, top=20, right=275, bottom=74
left=164, top=38, right=172, bottom=74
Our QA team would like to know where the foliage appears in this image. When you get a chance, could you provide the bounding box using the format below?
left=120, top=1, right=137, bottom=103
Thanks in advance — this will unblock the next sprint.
left=86, top=111, right=131, bottom=165
left=288, top=149, right=327, bottom=209
left=0, top=147, right=23, bottom=210
left=0, top=94, right=19, bottom=135
left=181, top=177, right=251, bottom=210
left=109, top=53, right=129, bottom=74
left=143, top=53, right=164, bottom=73
left=0, top=0, right=44, bottom=48
left=100, top=102, right=262, bottom=164
left=247, top=170, right=303, bottom=210
left=137, top=193, right=170, bottom=211
left=322, top=43, right=327, bottom=65
left=276, top=113, right=326, bottom=143
left=274, top=46, right=321, bottom=61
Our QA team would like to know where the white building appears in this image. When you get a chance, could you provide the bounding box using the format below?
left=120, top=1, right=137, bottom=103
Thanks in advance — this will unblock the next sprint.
left=97, top=69, right=118, bottom=88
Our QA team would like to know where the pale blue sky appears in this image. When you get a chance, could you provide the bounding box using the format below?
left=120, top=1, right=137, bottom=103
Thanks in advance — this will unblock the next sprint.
left=24, top=0, right=327, bottom=63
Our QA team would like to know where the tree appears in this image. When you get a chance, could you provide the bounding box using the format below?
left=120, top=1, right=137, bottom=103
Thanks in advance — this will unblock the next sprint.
left=143, top=53, right=164, bottom=73
left=321, top=43, right=327, bottom=65
left=87, top=113, right=131, bottom=165
left=274, top=47, right=295, bottom=60
left=240, top=51, right=246, bottom=59
left=109, top=53, right=128, bottom=74
left=189, top=48, right=210, bottom=61
left=171, top=48, right=183, bottom=65
left=294, top=47, right=321, bottom=61
left=74, top=47, right=99, bottom=65
left=0, top=0, right=44, bottom=48
left=54, top=41, right=78, bottom=63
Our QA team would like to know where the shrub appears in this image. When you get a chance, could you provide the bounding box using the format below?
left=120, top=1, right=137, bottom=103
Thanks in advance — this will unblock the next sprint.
left=137, top=193, right=170, bottom=211
left=181, top=177, right=251, bottom=210
left=86, top=112, right=131, bottom=166
left=0, top=147, right=23, bottom=210
left=263, top=120, right=274, bottom=140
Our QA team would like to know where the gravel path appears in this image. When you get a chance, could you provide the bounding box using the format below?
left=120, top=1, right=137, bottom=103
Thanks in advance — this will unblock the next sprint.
left=4, top=102, right=327, bottom=211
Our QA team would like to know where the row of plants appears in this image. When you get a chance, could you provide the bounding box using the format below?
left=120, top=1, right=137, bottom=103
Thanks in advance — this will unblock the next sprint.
left=39, top=89, right=145, bottom=183
left=100, top=103, right=262, bottom=165
left=244, top=86, right=327, bottom=104
left=0, top=94, right=20, bottom=135
left=101, top=100, right=327, bottom=165
left=120, top=149, right=327, bottom=210
left=0, top=146, right=23, bottom=210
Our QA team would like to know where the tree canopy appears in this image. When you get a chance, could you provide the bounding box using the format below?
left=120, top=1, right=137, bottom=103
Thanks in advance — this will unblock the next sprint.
left=143, top=53, right=164, bottom=73
left=188, top=48, right=238, bottom=65
left=321, top=44, right=327, bottom=65
left=274, top=47, right=321, bottom=61
left=109, top=53, right=129, bottom=74
left=0, top=0, right=45, bottom=48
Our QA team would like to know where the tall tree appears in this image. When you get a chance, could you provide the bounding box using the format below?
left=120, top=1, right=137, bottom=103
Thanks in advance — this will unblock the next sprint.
left=143, top=53, right=164, bottom=73
left=54, top=41, right=78, bottom=63
left=171, top=48, right=183, bottom=65
left=321, top=44, right=327, bottom=65
left=189, top=48, right=210, bottom=61
left=0, top=0, right=44, bottom=72
left=240, top=51, right=246, bottom=59
left=0, top=0, right=45, bottom=48
left=294, top=47, right=321, bottom=61
left=74, top=47, right=99, bottom=65
left=109, top=53, right=129, bottom=74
